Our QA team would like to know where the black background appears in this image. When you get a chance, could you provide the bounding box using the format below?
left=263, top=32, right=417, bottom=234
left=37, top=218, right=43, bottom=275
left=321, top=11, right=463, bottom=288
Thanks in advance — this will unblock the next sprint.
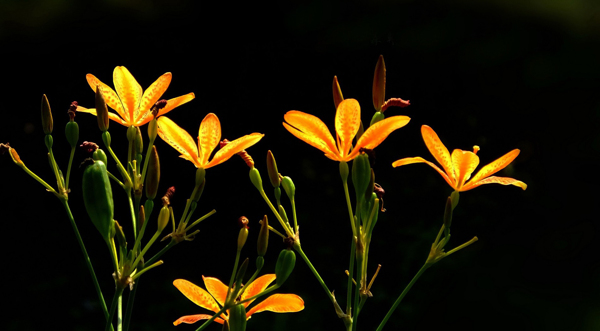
left=1, top=1, right=599, bottom=330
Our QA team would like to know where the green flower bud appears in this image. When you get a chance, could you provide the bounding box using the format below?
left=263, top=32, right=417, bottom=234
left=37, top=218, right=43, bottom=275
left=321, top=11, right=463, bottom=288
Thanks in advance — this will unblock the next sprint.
left=65, top=121, right=79, bottom=148
left=450, top=191, right=460, bottom=210
left=249, top=167, right=263, bottom=191
left=281, top=176, right=295, bottom=201
left=351, top=153, right=370, bottom=203
left=275, top=248, right=296, bottom=286
left=82, top=160, right=114, bottom=241
left=370, top=111, right=385, bottom=127
left=266, top=150, right=281, bottom=188
left=95, top=85, right=109, bottom=132
left=145, top=146, right=160, bottom=200
left=228, top=304, right=247, bottom=331
left=157, top=205, right=170, bottom=233
left=134, top=127, right=143, bottom=155
left=148, top=118, right=158, bottom=141
left=114, top=220, right=127, bottom=249
left=41, top=94, right=53, bottom=134
left=257, top=215, right=269, bottom=257
left=92, top=148, right=108, bottom=165
left=238, top=227, right=249, bottom=252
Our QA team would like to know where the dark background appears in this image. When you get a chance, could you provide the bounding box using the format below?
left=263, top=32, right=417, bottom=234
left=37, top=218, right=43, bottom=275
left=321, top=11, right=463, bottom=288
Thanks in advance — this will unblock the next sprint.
left=1, top=1, right=598, bottom=330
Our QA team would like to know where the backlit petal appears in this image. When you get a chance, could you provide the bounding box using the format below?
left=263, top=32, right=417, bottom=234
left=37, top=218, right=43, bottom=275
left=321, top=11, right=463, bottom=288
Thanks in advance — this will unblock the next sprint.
left=350, top=115, right=410, bottom=160
left=86, top=74, right=127, bottom=121
left=241, top=274, right=276, bottom=308
left=335, top=99, right=361, bottom=158
left=205, top=133, right=264, bottom=169
left=467, top=149, right=520, bottom=186
left=421, top=125, right=456, bottom=186
left=246, top=294, right=304, bottom=318
left=284, top=111, right=338, bottom=157
left=451, top=149, right=480, bottom=190
left=113, top=66, right=142, bottom=123
left=157, top=117, right=200, bottom=167
left=460, top=176, right=527, bottom=192
left=75, top=107, right=129, bottom=126
left=173, top=314, right=225, bottom=326
left=203, top=276, right=229, bottom=307
left=137, top=93, right=196, bottom=126
left=136, top=72, right=172, bottom=123
left=173, top=279, right=221, bottom=314
left=392, top=157, right=455, bottom=189
left=198, top=113, right=221, bottom=166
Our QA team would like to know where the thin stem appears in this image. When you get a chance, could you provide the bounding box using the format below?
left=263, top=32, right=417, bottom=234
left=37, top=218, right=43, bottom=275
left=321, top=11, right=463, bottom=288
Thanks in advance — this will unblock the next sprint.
left=342, top=180, right=357, bottom=239
left=18, top=164, right=57, bottom=194
left=118, top=292, right=123, bottom=331
left=291, top=198, right=298, bottom=233
left=185, top=209, right=217, bottom=232
left=258, top=189, right=294, bottom=237
left=126, top=191, right=137, bottom=242
left=104, top=142, right=132, bottom=187
left=132, top=231, right=160, bottom=269
left=65, top=146, right=75, bottom=190
left=195, top=306, right=228, bottom=331
left=131, top=260, right=164, bottom=281
left=294, top=244, right=334, bottom=304
left=225, top=250, right=242, bottom=304
left=107, top=171, right=124, bottom=188
left=123, top=279, right=138, bottom=331
left=105, top=287, right=125, bottom=331
left=146, top=239, right=176, bottom=266
left=140, top=138, right=155, bottom=186
left=238, top=284, right=279, bottom=305
left=346, top=239, right=356, bottom=315
left=376, top=263, right=431, bottom=331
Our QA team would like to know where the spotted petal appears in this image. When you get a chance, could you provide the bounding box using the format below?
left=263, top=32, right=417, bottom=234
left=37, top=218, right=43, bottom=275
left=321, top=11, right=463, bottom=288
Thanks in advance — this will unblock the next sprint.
left=202, top=276, right=229, bottom=307
left=464, top=149, right=520, bottom=189
left=135, top=72, right=172, bottom=123
left=157, top=117, right=199, bottom=166
left=283, top=111, right=338, bottom=158
left=113, top=66, right=142, bottom=123
left=173, top=314, right=225, bottom=326
left=392, top=157, right=455, bottom=189
left=241, top=274, right=276, bottom=308
left=205, top=133, right=264, bottom=169
left=421, top=125, right=456, bottom=186
left=460, top=175, right=527, bottom=192
left=451, top=149, right=480, bottom=189
left=76, top=106, right=128, bottom=126
left=335, top=99, right=361, bottom=158
left=85, top=74, right=127, bottom=121
left=350, top=115, right=410, bottom=160
left=197, top=113, right=221, bottom=166
left=246, top=294, right=304, bottom=318
left=173, top=279, right=221, bottom=315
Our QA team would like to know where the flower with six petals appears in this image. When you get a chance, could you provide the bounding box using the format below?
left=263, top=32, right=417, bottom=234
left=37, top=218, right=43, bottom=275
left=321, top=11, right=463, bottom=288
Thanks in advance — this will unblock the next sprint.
left=157, top=114, right=264, bottom=169
left=77, top=66, right=195, bottom=127
left=392, top=125, right=527, bottom=192
left=283, top=98, right=410, bottom=162
left=172, top=274, right=304, bottom=326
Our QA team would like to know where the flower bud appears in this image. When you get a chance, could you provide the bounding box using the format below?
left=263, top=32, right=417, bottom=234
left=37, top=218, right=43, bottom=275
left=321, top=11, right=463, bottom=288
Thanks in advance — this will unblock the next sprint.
left=257, top=215, right=269, bottom=257
left=157, top=205, right=170, bottom=233
left=9, top=148, right=23, bottom=166
left=370, top=111, right=385, bottom=126
left=281, top=176, right=295, bottom=201
left=41, top=94, right=53, bottom=134
left=266, top=150, right=281, bottom=188
left=82, top=160, right=114, bottom=241
left=275, top=248, right=296, bottom=286
left=332, top=76, right=344, bottom=110
left=237, top=217, right=249, bottom=251
left=134, top=127, right=143, bottom=155
left=372, top=55, right=386, bottom=112
left=114, top=220, right=127, bottom=249
left=249, top=167, right=263, bottom=191
left=148, top=118, right=158, bottom=141
left=145, top=146, right=160, bottom=200
left=95, top=85, right=109, bottom=132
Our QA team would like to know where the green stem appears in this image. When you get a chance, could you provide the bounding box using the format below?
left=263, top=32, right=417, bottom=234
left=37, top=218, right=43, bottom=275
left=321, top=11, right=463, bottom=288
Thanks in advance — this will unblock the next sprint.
left=118, top=292, right=123, bottom=331
left=132, top=231, right=160, bottom=269
left=146, top=240, right=176, bottom=266
left=107, top=171, right=124, bottom=188
left=123, top=279, right=138, bottom=331
left=61, top=201, right=110, bottom=321
left=225, top=249, right=242, bottom=304
left=105, top=287, right=125, bottom=331
left=195, top=306, right=228, bottom=331
left=346, top=239, right=356, bottom=316
left=376, top=263, right=431, bottom=331
left=65, top=146, right=75, bottom=190
left=18, top=163, right=57, bottom=194
left=140, top=138, right=155, bottom=185
left=342, top=179, right=357, bottom=239
left=294, top=244, right=334, bottom=304
left=126, top=191, right=137, bottom=242
left=238, top=284, right=279, bottom=305
left=258, top=189, right=294, bottom=237
left=185, top=209, right=217, bottom=232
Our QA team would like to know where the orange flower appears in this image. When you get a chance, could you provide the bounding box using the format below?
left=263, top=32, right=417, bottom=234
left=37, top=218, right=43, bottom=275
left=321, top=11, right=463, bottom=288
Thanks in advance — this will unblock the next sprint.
left=77, top=66, right=195, bottom=127
left=157, top=114, right=263, bottom=169
left=392, top=125, right=527, bottom=192
left=283, top=98, right=410, bottom=162
left=173, top=274, right=304, bottom=326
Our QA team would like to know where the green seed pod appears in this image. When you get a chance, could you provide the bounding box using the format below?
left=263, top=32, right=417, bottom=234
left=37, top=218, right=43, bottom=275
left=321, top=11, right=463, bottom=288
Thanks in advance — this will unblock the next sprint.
left=266, top=150, right=281, bottom=188
left=148, top=118, right=158, bottom=142
left=351, top=153, right=370, bottom=203
left=237, top=226, right=249, bottom=252
left=95, top=85, right=109, bottom=132
left=92, top=148, right=108, bottom=165
left=275, top=248, right=296, bottom=286
left=134, top=127, right=143, bottom=155
left=450, top=191, right=460, bottom=210
left=146, top=146, right=160, bottom=200
left=228, top=304, right=247, bottom=331
left=157, top=205, right=170, bottom=233
left=41, top=94, right=53, bottom=134
left=249, top=167, right=263, bottom=191
left=82, top=160, right=114, bottom=241
left=370, top=111, right=385, bottom=127
left=281, top=176, right=295, bottom=201
left=257, top=215, right=269, bottom=257
left=65, top=121, right=79, bottom=148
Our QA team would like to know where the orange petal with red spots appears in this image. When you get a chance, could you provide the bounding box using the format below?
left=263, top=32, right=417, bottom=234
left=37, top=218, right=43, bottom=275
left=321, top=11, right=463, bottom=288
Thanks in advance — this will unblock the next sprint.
left=76, top=107, right=129, bottom=126
left=246, top=294, right=304, bottom=318
left=241, top=274, right=276, bottom=307
left=335, top=99, right=361, bottom=158
left=86, top=74, right=127, bottom=122
left=157, top=117, right=199, bottom=167
left=283, top=111, right=338, bottom=157
left=173, top=279, right=221, bottom=314
left=467, top=149, right=520, bottom=186
left=136, top=72, right=172, bottom=123
left=205, top=133, right=264, bottom=169
left=421, top=125, right=456, bottom=186
left=460, top=176, right=527, bottom=192
left=113, top=66, right=142, bottom=123
left=350, top=115, right=410, bottom=160
left=202, top=276, right=229, bottom=307
left=173, top=314, right=225, bottom=326
left=451, top=149, right=480, bottom=189
left=392, top=157, right=455, bottom=189
left=197, top=113, right=221, bottom=166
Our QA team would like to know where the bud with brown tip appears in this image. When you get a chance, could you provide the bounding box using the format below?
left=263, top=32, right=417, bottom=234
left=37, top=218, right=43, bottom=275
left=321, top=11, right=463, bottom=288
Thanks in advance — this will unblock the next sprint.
left=95, top=85, right=109, bottom=132
left=146, top=146, right=160, bottom=200
left=41, top=95, right=53, bottom=134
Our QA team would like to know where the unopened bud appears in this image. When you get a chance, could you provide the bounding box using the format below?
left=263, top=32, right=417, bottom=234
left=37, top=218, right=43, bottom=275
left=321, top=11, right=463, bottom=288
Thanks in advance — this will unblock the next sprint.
left=95, top=85, right=109, bottom=132
left=281, top=176, right=295, bottom=200
left=372, top=55, right=386, bottom=112
left=351, top=153, right=370, bottom=202
left=257, top=215, right=269, bottom=257
left=450, top=190, right=460, bottom=210
left=9, top=148, right=23, bottom=165
left=114, top=220, right=127, bottom=248
left=266, top=150, right=281, bottom=188
left=237, top=217, right=249, bottom=251
left=41, top=94, right=53, bottom=134
left=157, top=205, right=170, bottom=233
left=275, top=248, right=296, bottom=286
left=148, top=118, right=158, bottom=141
left=249, top=167, right=263, bottom=191
left=134, top=127, right=143, bottom=154
left=332, top=76, right=344, bottom=110
left=145, top=146, right=160, bottom=200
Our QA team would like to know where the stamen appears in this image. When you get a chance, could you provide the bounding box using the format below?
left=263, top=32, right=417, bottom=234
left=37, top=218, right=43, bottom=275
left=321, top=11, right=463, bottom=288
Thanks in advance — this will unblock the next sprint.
left=367, top=264, right=382, bottom=292
left=381, top=98, right=410, bottom=112
left=345, top=270, right=357, bottom=285
left=473, top=145, right=480, bottom=154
